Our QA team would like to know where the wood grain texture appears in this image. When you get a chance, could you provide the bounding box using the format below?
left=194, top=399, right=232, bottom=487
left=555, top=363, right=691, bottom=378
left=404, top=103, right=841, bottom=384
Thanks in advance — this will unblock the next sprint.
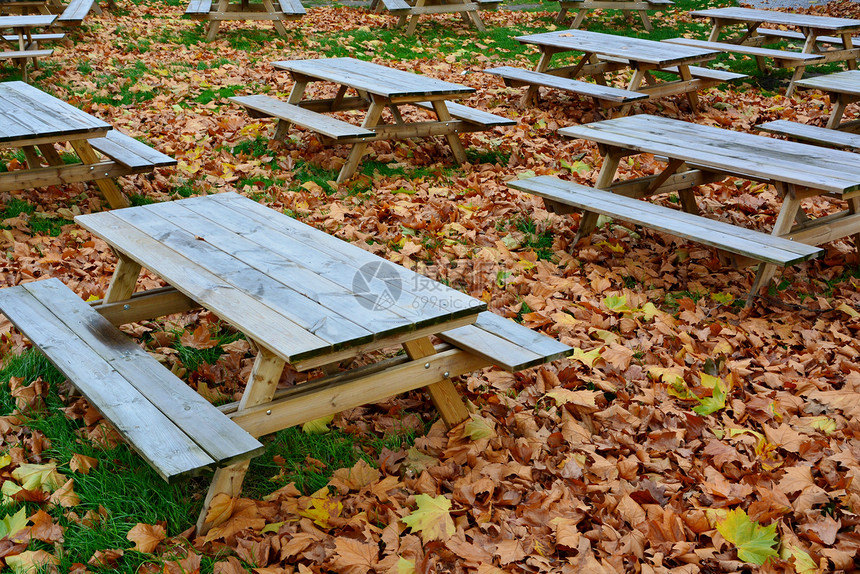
left=485, top=66, right=649, bottom=103
left=690, top=7, right=860, bottom=32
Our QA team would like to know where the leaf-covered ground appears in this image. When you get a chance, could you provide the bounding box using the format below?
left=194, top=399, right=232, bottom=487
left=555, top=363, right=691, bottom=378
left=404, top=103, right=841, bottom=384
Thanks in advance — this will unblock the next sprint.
left=1, top=0, right=860, bottom=572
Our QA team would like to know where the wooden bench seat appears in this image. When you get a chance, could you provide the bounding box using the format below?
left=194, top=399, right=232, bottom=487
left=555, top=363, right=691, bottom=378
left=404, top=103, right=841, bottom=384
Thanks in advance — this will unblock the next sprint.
left=756, top=119, right=860, bottom=150
left=414, top=100, right=515, bottom=128
left=485, top=66, right=649, bottom=106
left=2, top=33, right=64, bottom=49
left=381, top=0, right=411, bottom=13
left=0, top=48, right=52, bottom=60
left=439, top=311, right=572, bottom=371
left=185, top=0, right=212, bottom=15
left=57, top=0, right=96, bottom=25
left=0, top=279, right=264, bottom=483
left=89, top=130, right=177, bottom=171
left=660, top=65, right=748, bottom=83
left=663, top=37, right=826, bottom=67
left=476, top=0, right=503, bottom=10
left=277, top=0, right=305, bottom=16
left=509, top=175, right=823, bottom=267
left=231, top=94, right=375, bottom=141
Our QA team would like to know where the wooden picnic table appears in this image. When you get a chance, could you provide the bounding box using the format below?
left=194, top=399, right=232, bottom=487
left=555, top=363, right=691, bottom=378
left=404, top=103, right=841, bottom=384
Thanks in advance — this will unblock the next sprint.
left=549, top=114, right=860, bottom=297
left=70, top=191, right=571, bottom=533
left=0, top=14, right=54, bottom=81
left=231, top=57, right=514, bottom=183
left=686, top=7, right=860, bottom=96
left=185, top=0, right=304, bottom=41
left=486, top=29, right=744, bottom=114
left=0, top=81, right=175, bottom=207
left=553, top=0, right=673, bottom=32
left=369, top=0, right=498, bottom=36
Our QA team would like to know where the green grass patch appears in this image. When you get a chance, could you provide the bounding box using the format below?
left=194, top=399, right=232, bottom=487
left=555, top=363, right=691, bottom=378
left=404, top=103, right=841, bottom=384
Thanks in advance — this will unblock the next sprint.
left=0, top=199, right=72, bottom=237
left=194, top=85, right=243, bottom=104
left=513, top=214, right=555, bottom=261
left=172, top=324, right=245, bottom=372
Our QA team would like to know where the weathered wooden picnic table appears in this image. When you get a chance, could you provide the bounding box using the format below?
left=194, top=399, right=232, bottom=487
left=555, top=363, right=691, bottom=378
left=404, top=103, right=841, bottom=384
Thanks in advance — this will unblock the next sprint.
left=369, top=0, right=498, bottom=36
left=185, top=0, right=304, bottom=41
left=667, top=7, right=860, bottom=96
left=0, top=14, right=54, bottom=81
left=231, top=57, right=514, bottom=183
left=0, top=81, right=175, bottom=207
left=485, top=30, right=745, bottom=114
left=0, top=191, right=574, bottom=533
left=511, top=114, right=860, bottom=300
left=553, top=0, right=673, bottom=32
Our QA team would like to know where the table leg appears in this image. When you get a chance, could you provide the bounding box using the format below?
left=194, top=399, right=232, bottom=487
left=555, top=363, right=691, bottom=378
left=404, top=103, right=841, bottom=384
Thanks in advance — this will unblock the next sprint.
left=848, top=197, right=860, bottom=263
left=431, top=100, right=468, bottom=164
left=402, top=337, right=469, bottom=428
left=104, top=253, right=142, bottom=303
left=337, top=97, right=385, bottom=184
left=575, top=148, right=622, bottom=243
left=843, top=33, right=857, bottom=70
left=69, top=139, right=129, bottom=209
left=523, top=49, right=556, bottom=106
left=37, top=144, right=63, bottom=166
left=571, top=8, right=588, bottom=29
left=677, top=64, right=699, bottom=113
left=405, top=0, right=424, bottom=36
left=827, top=94, right=848, bottom=130
left=262, top=0, right=288, bottom=37
left=555, top=4, right=568, bottom=24
left=746, top=183, right=802, bottom=303
left=787, top=32, right=818, bottom=97
left=206, top=0, right=229, bottom=40
left=637, top=10, right=652, bottom=32
left=21, top=146, right=41, bottom=169
left=197, top=345, right=285, bottom=535
left=707, top=21, right=723, bottom=42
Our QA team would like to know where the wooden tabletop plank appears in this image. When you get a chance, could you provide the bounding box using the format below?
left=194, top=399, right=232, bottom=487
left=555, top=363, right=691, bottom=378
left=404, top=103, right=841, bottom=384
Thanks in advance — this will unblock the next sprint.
left=516, top=30, right=719, bottom=66
left=795, top=69, right=860, bottom=95
left=0, top=81, right=111, bottom=144
left=690, top=7, right=860, bottom=32
left=272, top=57, right=475, bottom=99
left=210, top=192, right=485, bottom=320
left=74, top=211, right=333, bottom=363
left=174, top=199, right=438, bottom=332
left=559, top=115, right=860, bottom=195
left=0, top=284, right=216, bottom=481
left=109, top=206, right=375, bottom=350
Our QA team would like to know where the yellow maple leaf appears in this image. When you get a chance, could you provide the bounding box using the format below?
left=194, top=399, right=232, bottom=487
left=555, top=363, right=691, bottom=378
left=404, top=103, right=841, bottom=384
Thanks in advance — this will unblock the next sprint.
left=401, top=494, right=455, bottom=543
left=297, top=488, right=342, bottom=528
left=572, top=347, right=602, bottom=368
left=5, top=549, right=59, bottom=574
left=11, top=463, right=65, bottom=492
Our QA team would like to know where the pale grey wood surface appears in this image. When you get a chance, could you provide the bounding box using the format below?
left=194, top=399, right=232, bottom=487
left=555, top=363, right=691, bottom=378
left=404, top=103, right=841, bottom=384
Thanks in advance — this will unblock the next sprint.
left=75, top=192, right=486, bottom=366
left=559, top=114, right=860, bottom=196
left=663, top=37, right=825, bottom=63
left=57, top=0, right=94, bottom=22
left=0, top=81, right=110, bottom=144
left=0, top=48, right=51, bottom=59
left=757, top=119, right=860, bottom=150
left=413, top=100, right=516, bottom=126
left=755, top=28, right=857, bottom=46
left=88, top=130, right=176, bottom=169
left=510, top=176, right=823, bottom=265
left=0, top=14, right=54, bottom=27
left=690, top=7, right=860, bottom=32
left=185, top=0, right=211, bottom=13
left=439, top=311, right=573, bottom=371
left=485, top=66, right=649, bottom=103
left=230, top=95, right=375, bottom=140
left=272, top=57, right=475, bottom=99
left=795, top=70, right=860, bottom=95
left=661, top=65, right=747, bottom=82
left=517, top=30, right=719, bottom=66
left=277, top=0, right=304, bottom=15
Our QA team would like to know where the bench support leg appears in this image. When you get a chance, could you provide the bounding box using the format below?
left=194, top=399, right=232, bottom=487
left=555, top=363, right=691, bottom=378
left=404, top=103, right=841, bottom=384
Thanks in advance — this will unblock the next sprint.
left=431, top=100, right=467, bottom=165
left=196, top=345, right=285, bottom=536
left=523, top=49, right=557, bottom=106
left=402, top=337, right=470, bottom=428
left=70, top=140, right=129, bottom=209
left=637, top=10, right=652, bottom=32
left=848, top=197, right=860, bottom=264
left=22, top=146, right=42, bottom=169
left=746, top=185, right=802, bottom=305
left=555, top=5, right=568, bottom=24
left=104, top=253, right=141, bottom=303
left=571, top=8, right=587, bottom=28
left=574, top=148, right=623, bottom=244
left=826, top=95, right=848, bottom=130
left=677, top=65, right=698, bottom=113
left=37, top=144, right=63, bottom=166
left=337, top=97, right=385, bottom=184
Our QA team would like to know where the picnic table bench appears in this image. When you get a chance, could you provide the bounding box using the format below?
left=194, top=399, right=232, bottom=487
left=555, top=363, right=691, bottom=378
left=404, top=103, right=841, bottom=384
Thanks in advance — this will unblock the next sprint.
left=511, top=114, right=860, bottom=301
left=185, top=0, right=304, bottom=41
left=0, top=81, right=176, bottom=208
left=553, top=0, right=674, bottom=32
left=673, top=7, right=860, bottom=96
left=232, top=57, right=514, bottom=183
left=485, top=30, right=746, bottom=115
left=0, top=14, right=55, bottom=81
left=0, top=192, right=574, bottom=533
left=370, top=0, right=497, bottom=36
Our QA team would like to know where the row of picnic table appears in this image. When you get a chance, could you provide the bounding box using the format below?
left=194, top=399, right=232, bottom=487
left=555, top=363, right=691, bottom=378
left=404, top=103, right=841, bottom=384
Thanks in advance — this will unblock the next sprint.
left=5, top=7, right=860, bottom=533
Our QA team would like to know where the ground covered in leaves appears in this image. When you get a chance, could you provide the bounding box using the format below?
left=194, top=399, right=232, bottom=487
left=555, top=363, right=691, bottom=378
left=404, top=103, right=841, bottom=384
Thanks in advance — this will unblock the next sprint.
left=1, top=0, right=860, bottom=572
